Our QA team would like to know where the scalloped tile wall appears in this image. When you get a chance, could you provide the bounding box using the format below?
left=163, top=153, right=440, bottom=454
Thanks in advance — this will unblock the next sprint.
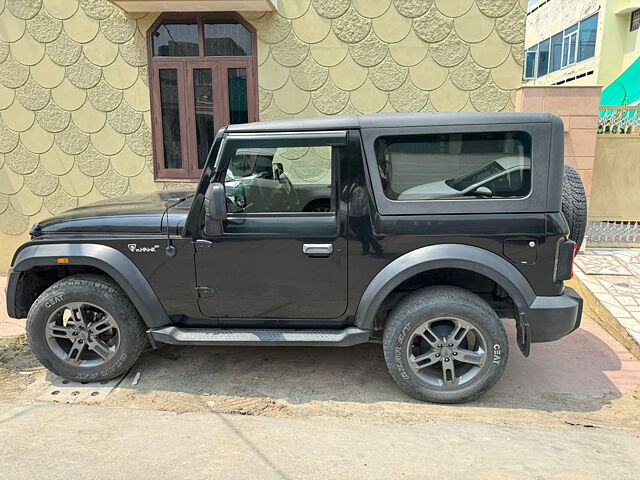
left=0, top=0, right=525, bottom=270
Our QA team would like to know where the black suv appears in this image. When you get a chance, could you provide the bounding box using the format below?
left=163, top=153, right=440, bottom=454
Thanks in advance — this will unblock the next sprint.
left=6, top=113, right=585, bottom=404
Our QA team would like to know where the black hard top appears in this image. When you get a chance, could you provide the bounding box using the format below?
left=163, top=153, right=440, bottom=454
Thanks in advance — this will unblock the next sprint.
left=225, top=112, right=557, bottom=133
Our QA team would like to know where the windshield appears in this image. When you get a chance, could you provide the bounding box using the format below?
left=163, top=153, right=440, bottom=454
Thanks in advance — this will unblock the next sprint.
left=445, top=161, right=505, bottom=191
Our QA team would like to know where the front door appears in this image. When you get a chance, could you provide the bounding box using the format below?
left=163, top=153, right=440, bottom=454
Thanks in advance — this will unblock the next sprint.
left=195, top=131, right=349, bottom=322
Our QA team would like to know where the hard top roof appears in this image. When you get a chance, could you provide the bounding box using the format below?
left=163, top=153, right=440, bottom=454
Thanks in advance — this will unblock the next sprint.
left=225, top=112, right=557, bottom=133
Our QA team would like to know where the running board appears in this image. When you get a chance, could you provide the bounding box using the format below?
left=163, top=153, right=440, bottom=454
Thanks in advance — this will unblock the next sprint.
left=148, top=326, right=371, bottom=347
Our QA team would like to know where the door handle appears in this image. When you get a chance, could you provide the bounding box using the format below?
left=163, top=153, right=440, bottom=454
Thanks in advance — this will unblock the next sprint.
left=303, top=243, right=334, bottom=257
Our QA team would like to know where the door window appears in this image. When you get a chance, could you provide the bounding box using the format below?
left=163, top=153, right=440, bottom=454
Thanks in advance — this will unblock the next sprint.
left=224, top=144, right=335, bottom=214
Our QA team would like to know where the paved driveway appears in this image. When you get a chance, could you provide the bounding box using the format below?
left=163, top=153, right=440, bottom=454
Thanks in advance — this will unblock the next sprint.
left=2, top=316, right=640, bottom=480
left=2, top=294, right=640, bottom=479
left=99, top=315, right=640, bottom=405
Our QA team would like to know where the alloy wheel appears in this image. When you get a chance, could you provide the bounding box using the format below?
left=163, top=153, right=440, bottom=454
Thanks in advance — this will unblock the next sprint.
left=405, top=317, right=488, bottom=388
left=44, top=302, right=121, bottom=368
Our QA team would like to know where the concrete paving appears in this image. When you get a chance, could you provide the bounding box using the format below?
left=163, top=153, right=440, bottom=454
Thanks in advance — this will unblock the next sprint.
left=79, top=315, right=640, bottom=409
left=2, top=288, right=640, bottom=479
left=498, top=315, right=640, bottom=396
left=1, top=401, right=639, bottom=480
left=573, top=248, right=640, bottom=358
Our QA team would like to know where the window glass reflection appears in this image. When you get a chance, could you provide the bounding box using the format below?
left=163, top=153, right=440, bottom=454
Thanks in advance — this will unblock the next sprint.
left=153, top=23, right=199, bottom=57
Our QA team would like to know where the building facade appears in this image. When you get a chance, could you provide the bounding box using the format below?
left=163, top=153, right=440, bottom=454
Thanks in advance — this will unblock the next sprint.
left=523, top=0, right=640, bottom=104
left=523, top=0, right=640, bottom=229
left=0, top=0, right=527, bottom=271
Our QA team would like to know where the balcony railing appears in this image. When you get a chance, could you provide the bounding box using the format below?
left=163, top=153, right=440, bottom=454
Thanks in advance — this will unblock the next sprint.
left=598, top=106, right=640, bottom=134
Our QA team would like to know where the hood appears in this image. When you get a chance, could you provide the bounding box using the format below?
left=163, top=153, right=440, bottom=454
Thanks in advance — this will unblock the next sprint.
left=33, top=190, right=195, bottom=236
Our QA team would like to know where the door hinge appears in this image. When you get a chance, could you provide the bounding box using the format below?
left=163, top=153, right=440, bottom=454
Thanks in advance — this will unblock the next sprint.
left=195, top=286, right=216, bottom=298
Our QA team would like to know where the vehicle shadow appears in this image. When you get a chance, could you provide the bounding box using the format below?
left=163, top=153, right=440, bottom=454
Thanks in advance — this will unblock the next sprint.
left=124, top=318, right=638, bottom=414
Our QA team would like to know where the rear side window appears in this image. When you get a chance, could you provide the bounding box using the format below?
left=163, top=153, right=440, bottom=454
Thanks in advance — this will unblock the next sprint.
left=375, top=132, right=532, bottom=201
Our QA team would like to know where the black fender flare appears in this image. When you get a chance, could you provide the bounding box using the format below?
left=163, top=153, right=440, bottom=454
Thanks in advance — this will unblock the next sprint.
left=354, top=244, right=536, bottom=331
left=8, top=243, right=170, bottom=328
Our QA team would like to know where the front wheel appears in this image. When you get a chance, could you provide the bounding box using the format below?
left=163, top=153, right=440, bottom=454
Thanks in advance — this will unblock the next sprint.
left=383, top=286, right=508, bottom=404
left=26, top=275, right=147, bottom=382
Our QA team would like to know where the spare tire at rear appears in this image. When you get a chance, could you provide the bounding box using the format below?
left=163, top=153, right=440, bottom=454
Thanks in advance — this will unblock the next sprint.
left=562, top=165, right=587, bottom=250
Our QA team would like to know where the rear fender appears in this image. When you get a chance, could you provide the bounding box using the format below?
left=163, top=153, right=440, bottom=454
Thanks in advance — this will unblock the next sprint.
left=354, top=244, right=537, bottom=355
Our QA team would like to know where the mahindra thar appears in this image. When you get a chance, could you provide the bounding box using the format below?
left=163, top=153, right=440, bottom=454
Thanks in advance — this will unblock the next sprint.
left=6, top=112, right=586, bottom=403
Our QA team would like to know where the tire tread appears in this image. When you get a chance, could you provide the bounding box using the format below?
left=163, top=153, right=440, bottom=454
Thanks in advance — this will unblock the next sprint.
left=26, top=274, right=146, bottom=382
left=562, top=165, right=587, bottom=250
left=382, top=286, right=508, bottom=404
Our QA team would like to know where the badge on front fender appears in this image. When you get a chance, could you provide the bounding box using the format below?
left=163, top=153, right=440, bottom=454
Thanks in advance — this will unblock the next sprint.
left=127, top=244, right=160, bottom=253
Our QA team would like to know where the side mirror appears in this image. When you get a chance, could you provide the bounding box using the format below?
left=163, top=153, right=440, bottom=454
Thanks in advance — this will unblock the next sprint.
left=204, top=183, right=227, bottom=221
left=474, top=186, right=493, bottom=197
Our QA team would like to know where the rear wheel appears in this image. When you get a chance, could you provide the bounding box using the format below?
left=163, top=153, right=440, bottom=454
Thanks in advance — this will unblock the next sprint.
left=26, top=275, right=147, bottom=382
left=383, top=286, right=508, bottom=403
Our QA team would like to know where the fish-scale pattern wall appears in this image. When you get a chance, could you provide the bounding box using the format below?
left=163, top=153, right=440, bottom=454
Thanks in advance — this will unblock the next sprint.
left=0, top=0, right=179, bottom=240
left=0, top=0, right=526, bottom=250
left=254, top=0, right=526, bottom=121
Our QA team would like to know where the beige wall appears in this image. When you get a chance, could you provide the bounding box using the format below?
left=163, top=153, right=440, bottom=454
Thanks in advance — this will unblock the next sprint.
left=0, top=0, right=528, bottom=272
left=515, top=86, right=602, bottom=200
left=597, top=0, right=640, bottom=89
left=590, top=136, right=640, bottom=221
left=0, top=1, right=165, bottom=271
left=255, top=0, right=526, bottom=118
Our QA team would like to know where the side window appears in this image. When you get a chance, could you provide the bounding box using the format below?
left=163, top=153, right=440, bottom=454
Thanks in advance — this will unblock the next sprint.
left=374, top=132, right=532, bottom=201
left=224, top=144, right=336, bottom=214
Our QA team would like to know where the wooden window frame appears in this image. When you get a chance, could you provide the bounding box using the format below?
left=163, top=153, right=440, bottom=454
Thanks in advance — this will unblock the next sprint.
left=147, top=13, right=259, bottom=182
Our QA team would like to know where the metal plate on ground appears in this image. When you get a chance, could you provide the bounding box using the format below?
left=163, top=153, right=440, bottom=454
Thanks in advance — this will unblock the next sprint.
left=37, top=375, right=125, bottom=404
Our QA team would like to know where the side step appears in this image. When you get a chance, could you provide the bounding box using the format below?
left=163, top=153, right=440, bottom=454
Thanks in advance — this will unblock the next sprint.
left=148, top=326, right=371, bottom=347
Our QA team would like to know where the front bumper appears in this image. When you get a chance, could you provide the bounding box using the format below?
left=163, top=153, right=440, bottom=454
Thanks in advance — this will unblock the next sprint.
left=526, top=286, right=583, bottom=343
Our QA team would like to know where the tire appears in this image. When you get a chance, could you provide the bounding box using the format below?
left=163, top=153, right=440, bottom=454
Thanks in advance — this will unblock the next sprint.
left=26, top=275, right=147, bottom=382
left=383, top=286, right=508, bottom=404
left=562, top=165, right=587, bottom=250
left=303, top=199, right=331, bottom=213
